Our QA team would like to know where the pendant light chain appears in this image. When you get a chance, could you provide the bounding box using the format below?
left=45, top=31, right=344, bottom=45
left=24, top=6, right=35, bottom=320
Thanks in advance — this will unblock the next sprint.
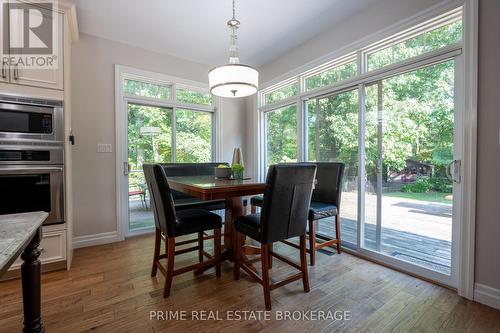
left=208, top=0, right=259, bottom=98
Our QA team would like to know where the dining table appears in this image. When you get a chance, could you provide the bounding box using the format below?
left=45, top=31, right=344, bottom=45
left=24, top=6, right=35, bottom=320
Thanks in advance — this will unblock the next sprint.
left=167, top=176, right=266, bottom=263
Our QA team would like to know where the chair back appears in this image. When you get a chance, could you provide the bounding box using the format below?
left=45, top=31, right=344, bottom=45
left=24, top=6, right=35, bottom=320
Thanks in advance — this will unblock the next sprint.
left=260, top=164, right=316, bottom=243
left=143, top=164, right=177, bottom=236
left=160, top=162, right=229, bottom=199
left=311, top=162, right=345, bottom=209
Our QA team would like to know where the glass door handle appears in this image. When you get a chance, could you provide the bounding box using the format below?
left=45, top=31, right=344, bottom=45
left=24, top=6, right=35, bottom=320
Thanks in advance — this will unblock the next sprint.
left=446, top=160, right=461, bottom=184
left=123, top=162, right=130, bottom=176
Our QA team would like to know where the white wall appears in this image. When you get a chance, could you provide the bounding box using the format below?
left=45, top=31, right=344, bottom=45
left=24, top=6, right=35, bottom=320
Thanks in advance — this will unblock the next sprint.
left=475, top=0, right=500, bottom=300
left=71, top=33, right=247, bottom=239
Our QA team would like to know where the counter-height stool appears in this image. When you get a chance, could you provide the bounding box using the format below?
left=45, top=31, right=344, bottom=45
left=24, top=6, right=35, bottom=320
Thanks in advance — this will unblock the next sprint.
left=234, top=164, right=316, bottom=310
left=250, top=162, right=345, bottom=265
left=143, top=164, right=222, bottom=297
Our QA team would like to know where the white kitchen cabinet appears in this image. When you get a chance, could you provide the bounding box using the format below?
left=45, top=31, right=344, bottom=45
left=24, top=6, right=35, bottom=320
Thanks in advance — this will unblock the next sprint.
left=9, top=227, right=67, bottom=270
left=6, top=2, right=64, bottom=90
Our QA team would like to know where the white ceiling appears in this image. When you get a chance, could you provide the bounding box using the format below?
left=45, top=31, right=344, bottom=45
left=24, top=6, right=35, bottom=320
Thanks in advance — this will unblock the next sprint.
left=74, top=0, right=383, bottom=67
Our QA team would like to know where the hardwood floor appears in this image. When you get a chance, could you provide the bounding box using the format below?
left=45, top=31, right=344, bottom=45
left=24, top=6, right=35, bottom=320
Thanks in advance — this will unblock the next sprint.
left=0, top=234, right=499, bottom=332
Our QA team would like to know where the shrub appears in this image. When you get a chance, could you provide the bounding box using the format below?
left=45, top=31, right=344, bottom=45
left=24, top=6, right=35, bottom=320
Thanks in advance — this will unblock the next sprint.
left=428, top=177, right=453, bottom=193
left=402, top=178, right=432, bottom=193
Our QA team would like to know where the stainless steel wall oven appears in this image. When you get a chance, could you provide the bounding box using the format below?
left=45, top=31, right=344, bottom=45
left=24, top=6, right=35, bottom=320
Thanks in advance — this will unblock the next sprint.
left=0, top=95, right=65, bottom=225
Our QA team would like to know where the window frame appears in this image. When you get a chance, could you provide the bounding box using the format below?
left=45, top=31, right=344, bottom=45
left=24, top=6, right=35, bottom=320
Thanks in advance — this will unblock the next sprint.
left=115, top=65, right=219, bottom=239
left=255, top=4, right=471, bottom=290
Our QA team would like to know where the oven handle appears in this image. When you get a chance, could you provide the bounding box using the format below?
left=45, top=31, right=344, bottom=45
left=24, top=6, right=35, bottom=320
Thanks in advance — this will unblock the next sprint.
left=0, top=166, right=63, bottom=174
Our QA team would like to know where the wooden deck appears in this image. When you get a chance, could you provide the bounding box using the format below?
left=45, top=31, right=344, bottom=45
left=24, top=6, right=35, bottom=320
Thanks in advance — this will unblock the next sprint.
left=316, top=217, right=451, bottom=275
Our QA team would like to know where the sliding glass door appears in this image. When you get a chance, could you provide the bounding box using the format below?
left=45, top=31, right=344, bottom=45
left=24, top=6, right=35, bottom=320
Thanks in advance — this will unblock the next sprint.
left=306, top=89, right=359, bottom=247
left=127, top=103, right=173, bottom=231
left=362, top=60, right=459, bottom=279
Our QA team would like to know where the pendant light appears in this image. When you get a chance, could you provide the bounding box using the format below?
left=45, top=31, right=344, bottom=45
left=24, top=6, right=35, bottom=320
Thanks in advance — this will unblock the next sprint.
left=209, top=0, right=258, bottom=98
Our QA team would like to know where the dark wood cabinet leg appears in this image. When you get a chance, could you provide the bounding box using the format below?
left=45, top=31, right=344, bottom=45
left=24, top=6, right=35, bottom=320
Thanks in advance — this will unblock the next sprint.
left=21, top=228, right=44, bottom=333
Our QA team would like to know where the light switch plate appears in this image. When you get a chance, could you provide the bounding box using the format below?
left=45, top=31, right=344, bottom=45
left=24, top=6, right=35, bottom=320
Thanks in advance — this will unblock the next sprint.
left=97, top=143, right=112, bottom=153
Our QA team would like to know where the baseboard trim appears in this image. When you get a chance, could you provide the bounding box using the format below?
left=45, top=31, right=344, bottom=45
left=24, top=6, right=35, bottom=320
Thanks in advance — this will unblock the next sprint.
left=474, top=283, right=500, bottom=310
left=73, top=231, right=122, bottom=249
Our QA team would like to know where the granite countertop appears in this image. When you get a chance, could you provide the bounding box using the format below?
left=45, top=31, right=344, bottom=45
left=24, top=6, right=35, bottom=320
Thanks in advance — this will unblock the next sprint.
left=0, top=212, right=48, bottom=277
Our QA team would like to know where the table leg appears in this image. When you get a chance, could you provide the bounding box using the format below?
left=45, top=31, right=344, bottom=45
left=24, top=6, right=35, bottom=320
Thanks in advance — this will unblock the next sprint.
left=221, top=196, right=244, bottom=262
left=21, top=228, right=44, bottom=333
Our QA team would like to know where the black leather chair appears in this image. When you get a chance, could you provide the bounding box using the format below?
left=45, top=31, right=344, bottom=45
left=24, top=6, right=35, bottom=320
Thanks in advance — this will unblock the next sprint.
left=143, top=164, right=222, bottom=297
left=159, top=163, right=227, bottom=212
left=234, top=164, right=316, bottom=310
left=250, top=162, right=345, bottom=265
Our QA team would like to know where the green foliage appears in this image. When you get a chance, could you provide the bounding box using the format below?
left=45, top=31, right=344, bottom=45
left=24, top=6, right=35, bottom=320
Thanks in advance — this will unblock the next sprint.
left=176, top=89, right=213, bottom=106
left=231, top=163, right=244, bottom=172
left=124, top=79, right=170, bottom=99
left=428, top=177, right=453, bottom=193
left=305, top=61, right=357, bottom=91
left=231, top=163, right=244, bottom=179
left=402, top=178, right=433, bottom=193
left=265, top=105, right=298, bottom=166
left=127, top=82, right=214, bottom=180
left=402, top=177, right=453, bottom=194
left=264, top=83, right=298, bottom=105
left=368, top=20, right=462, bottom=71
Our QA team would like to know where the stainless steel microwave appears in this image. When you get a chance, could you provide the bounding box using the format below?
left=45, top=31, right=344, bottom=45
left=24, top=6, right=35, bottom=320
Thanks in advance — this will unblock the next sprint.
left=0, top=95, right=64, bottom=142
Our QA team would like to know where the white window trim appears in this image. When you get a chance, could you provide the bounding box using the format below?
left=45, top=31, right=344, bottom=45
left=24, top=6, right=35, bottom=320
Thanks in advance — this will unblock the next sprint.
left=254, top=0, right=477, bottom=299
left=114, top=64, right=220, bottom=238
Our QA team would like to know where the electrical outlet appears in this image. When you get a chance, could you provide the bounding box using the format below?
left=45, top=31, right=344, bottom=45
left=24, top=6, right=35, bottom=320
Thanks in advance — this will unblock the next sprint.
left=97, top=143, right=112, bottom=153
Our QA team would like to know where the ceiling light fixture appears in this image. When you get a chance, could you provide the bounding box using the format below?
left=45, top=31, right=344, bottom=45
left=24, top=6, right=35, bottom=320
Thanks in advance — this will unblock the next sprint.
left=209, top=0, right=258, bottom=98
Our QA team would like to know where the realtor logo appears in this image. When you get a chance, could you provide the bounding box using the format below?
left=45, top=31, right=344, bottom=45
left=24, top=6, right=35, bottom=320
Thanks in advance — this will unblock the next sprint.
left=1, top=1, right=58, bottom=69
left=3, top=2, right=53, bottom=54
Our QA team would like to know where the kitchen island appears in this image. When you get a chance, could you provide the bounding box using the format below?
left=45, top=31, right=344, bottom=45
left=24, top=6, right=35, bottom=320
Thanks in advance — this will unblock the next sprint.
left=0, top=212, right=48, bottom=333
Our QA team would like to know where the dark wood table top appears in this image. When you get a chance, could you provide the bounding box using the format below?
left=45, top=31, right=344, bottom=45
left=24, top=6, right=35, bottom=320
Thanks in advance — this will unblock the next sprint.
left=167, top=176, right=266, bottom=200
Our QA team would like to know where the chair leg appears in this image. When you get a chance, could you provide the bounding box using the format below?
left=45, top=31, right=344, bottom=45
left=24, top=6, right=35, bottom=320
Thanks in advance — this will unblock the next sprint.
left=300, top=234, right=310, bottom=293
left=198, top=232, right=204, bottom=263
left=251, top=205, right=256, bottom=214
left=335, top=214, right=342, bottom=254
left=151, top=228, right=161, bottom=277
left=163, top=237, right=175, bottom=297
left=268, top=243, right=273, bottom=269
left=214, top=228, right=221, bottom=277
left=261, top=244, right=272, bottom=310
left=308, top=219, right=316, bottom=266
left=233, top=231, right=240, bottom=280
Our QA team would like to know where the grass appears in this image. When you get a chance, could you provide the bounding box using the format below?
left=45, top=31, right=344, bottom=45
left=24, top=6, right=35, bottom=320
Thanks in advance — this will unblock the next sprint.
left=383, top=191, right=452, bottom=204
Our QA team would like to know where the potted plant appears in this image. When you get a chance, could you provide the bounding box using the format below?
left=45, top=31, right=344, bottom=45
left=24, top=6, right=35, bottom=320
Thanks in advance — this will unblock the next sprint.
left=231, top=163, right=245, bottom=180
left=215, top=164, right=232, bottom=179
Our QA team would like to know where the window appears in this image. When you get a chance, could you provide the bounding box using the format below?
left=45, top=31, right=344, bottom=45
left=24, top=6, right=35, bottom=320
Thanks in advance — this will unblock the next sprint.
left=121, top=70, right=217, bottom=233
left=176, top=88, right=213, bottom=106
left=263, top=81, right=298, bottom=105
left=265, top=105, right=298, bottom=167
left=305, top=58, right=358, bottom=91
left=175, top=109, right=213, bottom=162
left=124, top=79, right=171, bottom=99
left=366, top=17, right=462, bottom=71
left=257, top=7, right=464, bottom=283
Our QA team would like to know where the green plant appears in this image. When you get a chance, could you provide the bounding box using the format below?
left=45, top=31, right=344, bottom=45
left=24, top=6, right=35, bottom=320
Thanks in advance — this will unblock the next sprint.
left=428, top=176, right=453, bottom=193
left=231, top=163, right=245, bottom=179
left=402, top=178, right=432, bottom=193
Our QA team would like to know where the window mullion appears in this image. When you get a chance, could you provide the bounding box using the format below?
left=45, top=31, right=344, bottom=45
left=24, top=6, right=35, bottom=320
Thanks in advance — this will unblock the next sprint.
left=172, top=107, right=177, bottom=162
